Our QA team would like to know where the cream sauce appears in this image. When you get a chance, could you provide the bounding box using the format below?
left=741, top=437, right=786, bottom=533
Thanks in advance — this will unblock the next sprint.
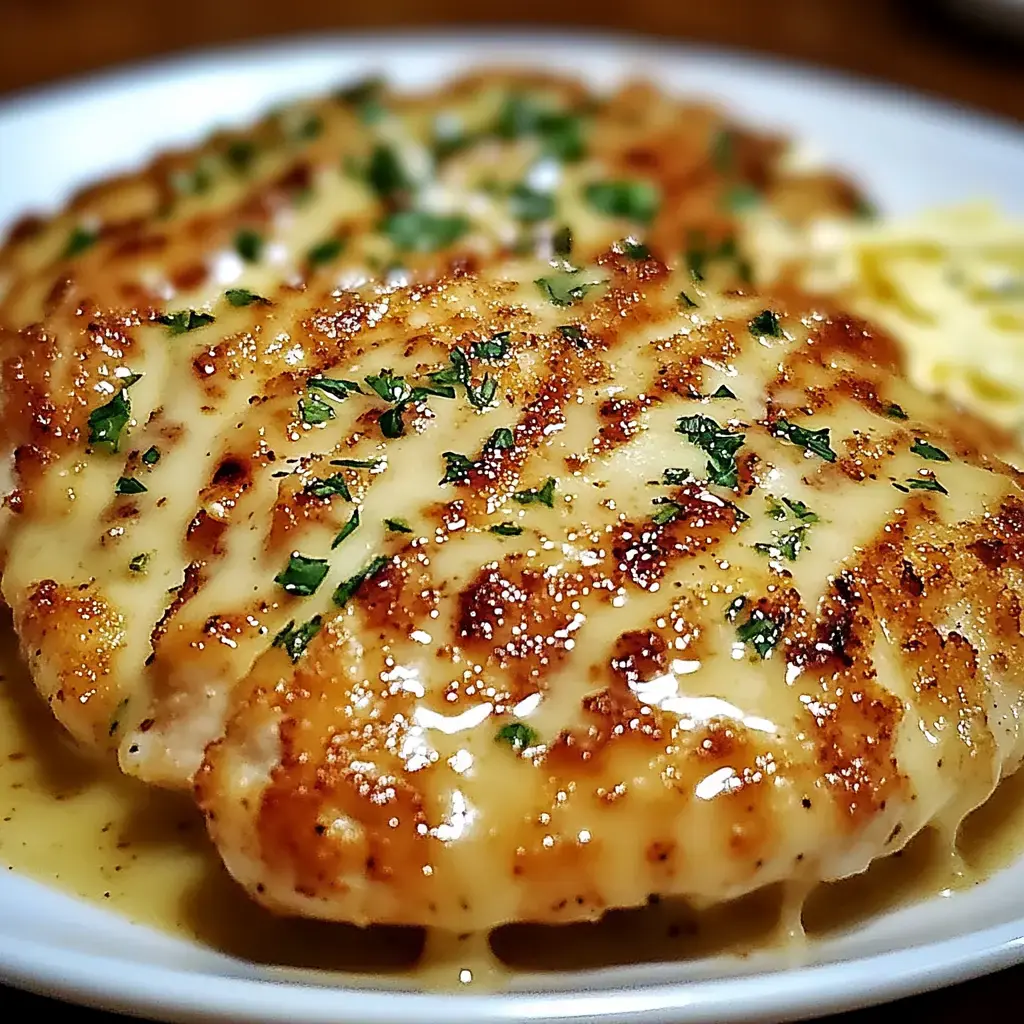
left=3, top=612, right=1023, bottom=988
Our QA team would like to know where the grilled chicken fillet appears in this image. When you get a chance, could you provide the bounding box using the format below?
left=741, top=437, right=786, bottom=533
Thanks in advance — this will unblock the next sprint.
left=1, top=72, right=1023, bottom=931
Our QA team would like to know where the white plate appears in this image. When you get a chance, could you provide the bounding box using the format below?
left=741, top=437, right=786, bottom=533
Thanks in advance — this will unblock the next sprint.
left=2, top=30, right=1024, bottom=1024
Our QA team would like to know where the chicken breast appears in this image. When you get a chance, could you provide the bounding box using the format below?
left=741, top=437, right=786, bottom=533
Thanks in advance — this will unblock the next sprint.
left=2, top=71, right=1024, bottom=931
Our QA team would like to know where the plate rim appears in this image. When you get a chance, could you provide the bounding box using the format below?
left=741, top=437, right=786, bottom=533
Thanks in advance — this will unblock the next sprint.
left=1, top=27, right=1024, bottom=1024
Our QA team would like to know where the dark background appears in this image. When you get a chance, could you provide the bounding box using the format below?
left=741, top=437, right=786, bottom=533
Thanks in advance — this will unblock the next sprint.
left=1, top=0, right=1023, bottom=1020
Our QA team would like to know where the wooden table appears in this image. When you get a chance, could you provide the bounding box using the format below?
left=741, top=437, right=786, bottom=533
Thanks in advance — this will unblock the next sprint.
left=0, top=0, right=1022, bottom=1020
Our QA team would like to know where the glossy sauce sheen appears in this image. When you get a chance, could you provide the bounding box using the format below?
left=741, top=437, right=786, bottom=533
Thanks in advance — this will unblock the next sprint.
left=3, top=69, right=1024, bottom=960
left=4, top=613, right=1024, bottom=985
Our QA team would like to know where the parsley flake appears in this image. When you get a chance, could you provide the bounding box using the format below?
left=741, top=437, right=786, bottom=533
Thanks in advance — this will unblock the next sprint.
left=557, top=325, right=588, bottom=347
left=225, top=140, right=256, bottom=173
left=384, top=517, right=413, bottom=533
left=494, top=96, right=586, bottom=161
left=115, top=476, right=147, bottom=495
left=679, top=291, right=699, bottom=309
left=535, top=269, right=605, bottom=307
left=754, top=525, right=808, bottom=561
left=487, top=428, right=515, bottom=450
left=552, top=225, right=573, bottom=256
left=331, top=457, right=384, bottom=470
left=87, top=374, right=142, bottom=453
left=509, top=184, right=554, bottom=223
left=911, top=439, right=950, bottom=462
left=142, top=446, right=161, bottom=466
left=332, top=508, right=361, bottom=548
left=156, top=309, right=215, bottom=335
left=308, top=377, right=363, bottom=401
left=709, top=385, right=736, bottom=399
left=275, top=553, right=330, bottom=597
left=749, top=310, right=782, bottom=338
left=651, top=499, right=684, bottom=526
left=661, top=468, right=691, bottom=485
left=299, top=393, right=335, bottom=425
left=128, top=553, right=150, bottom=574
left=471, top=333, right=511, bottom=361
left=234, top=229, right=264, bottom=263
left=496, top=722, right=539, bottom=751
left=676, top=414, right=745, bottom=488
left=225, top=288, right=269, bottom=307
left=380, top=211, right=469, bottom=252
left=367, top=144, right=412, bottom=198
left=883, top=402, right=909, bottom=421
left=736, top=608, right=783, bottom=659
left=513, top=478, right=556, bottom=508
left=772, top=418, right=837, bottom=462
left=63, top=226, right=98, bottom=259
left=440, top=451, right=474, bottom=485
left=305, top=474, right=351, bottom=501
left=333, top=555, right=390, bottom=607
left=583, top=180, right=660, bottom=223
left=895, top=477, right=948, bottom=495
left=618, top=238, right=651, bottom=260
left=490, top=522, right=523, bottom=537
left=272, top=615, right=323, bottom=663
left=307, top=238, right=344, bottom=266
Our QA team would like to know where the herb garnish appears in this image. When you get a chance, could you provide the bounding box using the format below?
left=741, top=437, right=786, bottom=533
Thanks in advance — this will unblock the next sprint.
left=754, top=526, right=808, bottom=561
left=331, top=457, right=384, bottom=469
left=333, top=554, right=390, bottom=607
left=684, top=233, right=752, bottom=285
left=583, top=180, right=659, bottom=223
left=893, top=478, right=948, bottom=495
left=225, top=288, right=269, bottom=307
left=156, top=310, right=215, bottom=335
left=307, top=238, right=344, bottom=266
left=440, top=451, right=474, bottom=485
left=552, top=225, right=573, bottom=257
left=235, top=229, right=263, bottom=263
left=882, top=402, right=909, bottom=421
left=736, top=608, right=783, bottom=659
left=557, top=325, right=587, bottom=347
left=534, top=268, right=605, bottom=307
left=299, top=393, right=335, bottom=425
left=495, top=722, right=539, bottom=751
left=661, top=468, right=691, bottom=485
left=748, top=309, right=782, bottom=338
left=494, top=96, right=585, bottom=161
left=725, top=596, right=747, bottom=622
left=676, top=414, right=745, bottom=488
left=275, top=553, right=330, bottom=597
left=509, top=184, right=554, bottom=222
left=305, top=474, right=351, bottom=501
left=272, top=615, right=323, bottom=662
left=679, top=291, right=699, bottom=309
left=487, top=427, right=515, bottom=450
left=766, top=496, right=819, bottom=523
left=63, top=226, right=98, bottom=259
left=380, top=211, right=469, bottom=252
left=87, top=374, right=142, bottom=452
left=490, top=522, right=523, bottom=537
left=115, top=476, right=147, bottom=495
left=619, top=238, right=651, bottom=260
left=332, top=508, right=361, bottom=548
left=142, top=446, right=161, bottom=466
left=308, top=377, right=363, bottom=401
left=724, top=185, right=760, bottom=212
left=651, top=498, right=685, bottom=526
left=128, top=553, right=150, bottom=574
left=384, top=517, right=413, bottom=533
left=334, top=76, right=385, bottom=122
left=225, top=140, right=256, bottom=173
left=512, top=478, right=557, bottom=507
left=367, top=144, right=411, bottom=198
left=910, top=439, right=950, bottom=462
left=471, top=333, right=511, bottom=361
left=428, top=349, right=497, bottom=410
left=709, top=385, right=736, bottom=399
left=772, top=418, right=837, bottom=462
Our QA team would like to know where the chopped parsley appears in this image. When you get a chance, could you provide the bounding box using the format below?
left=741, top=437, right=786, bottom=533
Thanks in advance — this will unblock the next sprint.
left=725, top=596, right=747, bottom=622
left=583, top=180, right=659, bottom=223
left=709, top=384, right=736, bottom=399
left=766, top=496, right=819, bottom=523
left=272, top=615, right=323, bottom=662
left=63, top=226, right=98, bottom=259
left=384, top=517, right=413, bottom=533
left=155, top=309, right=215, bottom=335
left=471, top=333, right=511, bottom=361
left=333, top=76, right=385, bottom=122
left=234, top=229, right=264, bottom=263
left=87, top=374, right=142, bottom=452
left=772, top=418, right=837, bottom=462
left=225, top=288, right=269, bottom=307
left=679, top=290, right=699, bottom=309
left=509, top=184, right=554, bottom=222
left=724, top=185, right=760, bottom=212
left=557, top=325, right=587, bottom=347
left=225, top=140, right=256, bottom=173
left=367, top=144, right=411, bottom=198
left=490, top=522, right=523, bottom=537
left=115, top=476, right=147, bottom=495
left=299, top=393, right=335, bottom=425
left=748, top=309, right=782, bottom=338
left=487, top=427, right=515, bottom=450
left=380, top=210, right=469, bottom=252
left=754, top=525, right=808, bottom=561
left=308, top=377, right=363, bottom=401
left=331, top=457, right=384, bottom=469
left=651, top=498, right=685, bottom=526
left=362, top=368, right=442, bottom=438
left=332, top=508, right=360, bottom=548
left=494, top=96, right=586, bottom=161
left=552, top=225, right=573, bottom=257
left=512, top=477, right=557, bottom=508
left=275, top=553, right=330, bottom=597
left=305, top=474, right=351, bottom=501
left=736, top=608, right=783, bottom=659
left=676, top=414, right=745, bottom=488
left=364, top=369, right=413, bottom=404
left=894, top=477, right=948, bottom=495
left=142, top=445, right=161, bottom=466
left=428, top=349, right=497, bottom=410
left=535, top=269, right=605, bottom=307
left=128, top=553, right=150, bottom=574
left=685, top=233, right=752, bottom=285
left=883, top=402, right=909, bottom=421
left=333, top=554, right=390, bottom=607
left=440, top=451, right=474, bottom=485
left=911, top=439, right=950, bottom=462
left=307, top=238, right=344, bottom=266
left=495, top=721, right=539, bottom=751
left=661, top=467, right=691, bottom=485
left=618, top=238, right=650, bottom=260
